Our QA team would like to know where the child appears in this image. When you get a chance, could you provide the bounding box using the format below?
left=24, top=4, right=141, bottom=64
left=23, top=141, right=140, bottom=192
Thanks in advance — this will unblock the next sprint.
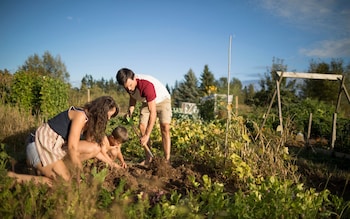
left=104, top=126, right=129, bottom=168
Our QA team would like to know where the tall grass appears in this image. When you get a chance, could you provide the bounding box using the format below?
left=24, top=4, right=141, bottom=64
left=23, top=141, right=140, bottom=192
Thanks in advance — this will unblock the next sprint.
left=0, top=104, right=42, bottom=168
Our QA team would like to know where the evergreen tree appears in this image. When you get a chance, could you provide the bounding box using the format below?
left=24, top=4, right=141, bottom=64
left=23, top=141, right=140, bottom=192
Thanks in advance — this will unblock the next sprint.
left=81, top=74, right=94, bottom=89
left=199, top=65, right=216, bottom=96
left=230, top=77, right=243, bottom=101
left=216, top=77, right=228, bottom=94
left=171, top=80, right=181, bottom=107
left=244, top=84, right=255, bottom=105
left=165, top=84, right=171, bottom=94
left=173, top=69, right=200, bottom=105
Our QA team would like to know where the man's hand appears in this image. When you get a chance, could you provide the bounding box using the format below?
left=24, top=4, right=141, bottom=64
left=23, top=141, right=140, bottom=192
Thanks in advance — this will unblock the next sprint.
left=124, top=113, right=130, bottom=121
left=140, top=134, right=150, bottom=147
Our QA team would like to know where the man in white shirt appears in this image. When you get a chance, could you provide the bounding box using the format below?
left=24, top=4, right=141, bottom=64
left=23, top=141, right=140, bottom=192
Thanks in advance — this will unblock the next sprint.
left=116, top=68, right=172, bottom=165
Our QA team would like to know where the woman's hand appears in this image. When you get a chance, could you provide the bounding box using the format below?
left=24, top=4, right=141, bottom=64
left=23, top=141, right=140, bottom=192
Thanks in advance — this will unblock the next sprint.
left=112, top=163, right=122, bottom=169
left=120, top=162, right=128, bottom=168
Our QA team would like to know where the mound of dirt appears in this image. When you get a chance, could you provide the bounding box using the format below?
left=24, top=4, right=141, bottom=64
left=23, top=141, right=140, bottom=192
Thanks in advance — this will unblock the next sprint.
left=100, top=157, right=202, bottom=199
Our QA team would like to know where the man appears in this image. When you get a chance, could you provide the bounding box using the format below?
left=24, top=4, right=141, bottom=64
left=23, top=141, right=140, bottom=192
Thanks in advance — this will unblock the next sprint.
left=116, top=68, right=172, bottom=165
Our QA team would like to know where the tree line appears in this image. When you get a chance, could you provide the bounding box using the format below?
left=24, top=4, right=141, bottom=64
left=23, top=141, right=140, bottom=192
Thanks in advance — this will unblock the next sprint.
left=1, top=51, right=350, bottom=118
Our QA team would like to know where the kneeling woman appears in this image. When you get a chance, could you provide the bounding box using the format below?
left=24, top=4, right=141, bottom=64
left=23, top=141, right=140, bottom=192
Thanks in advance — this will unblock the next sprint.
left=25, top=95, right=119, bottom=182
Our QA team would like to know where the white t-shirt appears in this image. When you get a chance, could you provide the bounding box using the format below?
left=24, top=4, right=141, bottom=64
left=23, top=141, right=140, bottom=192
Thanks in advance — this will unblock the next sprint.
left=130, top=74, right=171, bottom=104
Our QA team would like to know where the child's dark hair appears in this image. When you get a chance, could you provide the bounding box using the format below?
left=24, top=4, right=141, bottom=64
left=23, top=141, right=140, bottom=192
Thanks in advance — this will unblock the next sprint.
left=111, top=126, right=129, bottom=143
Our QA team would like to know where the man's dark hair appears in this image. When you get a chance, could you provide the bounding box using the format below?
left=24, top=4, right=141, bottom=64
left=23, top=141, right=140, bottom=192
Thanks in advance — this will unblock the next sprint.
left=116, top=68, right=135, bottom=85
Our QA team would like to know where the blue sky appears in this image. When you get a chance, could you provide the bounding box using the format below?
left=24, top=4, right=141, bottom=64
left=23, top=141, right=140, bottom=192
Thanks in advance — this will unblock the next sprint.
left=1, top=0, right=349, bottom=88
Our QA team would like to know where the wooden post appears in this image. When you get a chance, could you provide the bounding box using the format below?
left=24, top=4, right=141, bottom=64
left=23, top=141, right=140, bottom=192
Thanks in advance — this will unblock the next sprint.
left=235, top=96, right=238, bottom=115
left=331, top=113, right=337, bottom=150
left=276, top=77, right=283, bottom=134
left=307, top=113, right=312, bottom=147
left=87, top=89, right=90, bottom=102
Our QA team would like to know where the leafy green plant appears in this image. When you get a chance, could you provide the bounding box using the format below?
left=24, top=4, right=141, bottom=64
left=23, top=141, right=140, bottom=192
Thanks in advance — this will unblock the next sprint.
left=39, top=76, right=68, bottom=119
left=9, top=71, right=69, bottom=119
left=230, top=176, right=344, bottom=218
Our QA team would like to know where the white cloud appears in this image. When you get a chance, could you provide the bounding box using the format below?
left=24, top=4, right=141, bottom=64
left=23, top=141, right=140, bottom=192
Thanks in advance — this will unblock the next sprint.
left=257, top=0, right=350, bottom=34
left=299, top=38, right=350, bottom=57
left=66, top=16, right=73, bottom=20
left=261, top=0, right=331, bottom=19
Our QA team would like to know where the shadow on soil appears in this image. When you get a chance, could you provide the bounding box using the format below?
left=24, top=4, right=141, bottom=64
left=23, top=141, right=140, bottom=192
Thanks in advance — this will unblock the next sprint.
left=289, top=146, right=350, bottom=201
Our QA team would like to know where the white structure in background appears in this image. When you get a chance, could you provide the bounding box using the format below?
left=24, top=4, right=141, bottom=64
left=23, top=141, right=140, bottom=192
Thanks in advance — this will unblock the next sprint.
left=201, top=94, right=233, bottom=113
left=180, top=102, right=198, bottom=115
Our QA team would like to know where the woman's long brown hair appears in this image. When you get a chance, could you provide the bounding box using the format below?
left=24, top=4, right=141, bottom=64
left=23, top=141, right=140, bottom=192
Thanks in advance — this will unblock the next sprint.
left=83, top=96, right=118, bottom=145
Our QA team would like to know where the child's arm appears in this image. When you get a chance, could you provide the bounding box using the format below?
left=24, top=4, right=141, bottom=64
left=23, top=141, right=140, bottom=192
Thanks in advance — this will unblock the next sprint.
left=114, top=145, right=127, bottom=168
left=95, top=136, right=121, bottom=169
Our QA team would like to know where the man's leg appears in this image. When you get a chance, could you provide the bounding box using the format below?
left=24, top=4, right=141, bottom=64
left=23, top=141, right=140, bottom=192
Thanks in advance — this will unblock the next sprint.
left=160, top=123, right=171, bottom=161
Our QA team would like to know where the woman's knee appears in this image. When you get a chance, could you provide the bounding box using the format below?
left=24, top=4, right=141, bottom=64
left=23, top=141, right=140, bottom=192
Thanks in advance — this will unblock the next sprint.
left=52, top=160, right=70, bottom=181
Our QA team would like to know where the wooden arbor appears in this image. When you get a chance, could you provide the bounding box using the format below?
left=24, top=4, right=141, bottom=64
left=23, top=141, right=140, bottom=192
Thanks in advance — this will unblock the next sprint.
left=258, top=71, right=350, bottom=149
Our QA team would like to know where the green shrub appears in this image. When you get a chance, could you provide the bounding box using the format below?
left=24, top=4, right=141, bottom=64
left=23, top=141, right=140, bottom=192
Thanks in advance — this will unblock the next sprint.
left=10, top=71, right=68, bottom=119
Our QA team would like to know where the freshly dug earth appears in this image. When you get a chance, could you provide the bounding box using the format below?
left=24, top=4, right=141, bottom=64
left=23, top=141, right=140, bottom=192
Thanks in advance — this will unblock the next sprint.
left=99, top=157, right=204, bottom=197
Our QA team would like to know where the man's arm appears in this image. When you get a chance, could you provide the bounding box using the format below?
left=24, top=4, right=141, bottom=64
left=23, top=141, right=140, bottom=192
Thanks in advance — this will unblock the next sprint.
left=128, top=97, right=137, bottom=117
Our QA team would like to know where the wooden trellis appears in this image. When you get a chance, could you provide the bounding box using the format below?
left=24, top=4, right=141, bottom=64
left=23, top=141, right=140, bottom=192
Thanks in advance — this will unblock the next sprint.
left=257, top=71, right=350, bottom=150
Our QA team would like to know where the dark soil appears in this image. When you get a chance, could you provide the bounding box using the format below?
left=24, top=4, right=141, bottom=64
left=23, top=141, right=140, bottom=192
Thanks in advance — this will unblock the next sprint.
left=101, top=157, right=200, bottom=193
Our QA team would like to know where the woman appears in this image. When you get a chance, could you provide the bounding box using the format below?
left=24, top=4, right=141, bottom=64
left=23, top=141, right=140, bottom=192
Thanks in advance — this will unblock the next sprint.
left=25, top=95, right=119, bottom=181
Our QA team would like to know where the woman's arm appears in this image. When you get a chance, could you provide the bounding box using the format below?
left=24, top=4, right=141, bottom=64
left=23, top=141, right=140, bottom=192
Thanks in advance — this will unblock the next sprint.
left=67, top=110, right=88, bottom=170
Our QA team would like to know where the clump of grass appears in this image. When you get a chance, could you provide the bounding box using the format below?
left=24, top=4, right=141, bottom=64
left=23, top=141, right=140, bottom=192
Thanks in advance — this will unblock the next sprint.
left=0, top=104, right=42, bottom=168
left=0, top=104, right=39, bottom=142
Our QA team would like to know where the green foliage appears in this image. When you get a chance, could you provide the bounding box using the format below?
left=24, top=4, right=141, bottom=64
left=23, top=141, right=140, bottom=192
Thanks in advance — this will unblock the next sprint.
left=336, top=118, right=350, bottom=153
left=231, top=176, right=341, bottom=218
left=199, top=65, right=216, bottom=96
left=286, top=98, right=335, bottom=137
left=198, top=94, right=232, bottom=121
left=197, top=98, right=215, bottom=121
left=10, top=71, right=68, bottom=119
left=301, top=59, right=344, bottom=103
left=172, top=69, right=200, bottom=106
left=243, top=84, right=256, bottom=105
left=19, top=51, right=70, bottom=83
left=10, top=71, right=38, bottom=112
left=0, top=144, right=10, bottom=169
left=39, top=76, right=69, bottom=119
